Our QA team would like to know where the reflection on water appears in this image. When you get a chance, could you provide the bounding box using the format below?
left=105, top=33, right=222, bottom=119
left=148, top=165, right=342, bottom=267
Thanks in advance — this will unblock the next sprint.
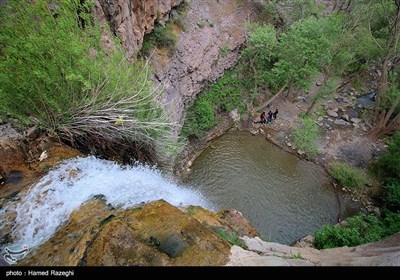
left=185, top=131, right=338, bottom=244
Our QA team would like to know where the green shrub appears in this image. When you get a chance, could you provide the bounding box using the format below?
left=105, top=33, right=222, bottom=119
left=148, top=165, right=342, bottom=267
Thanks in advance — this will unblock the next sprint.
left=376, top=132, right=400, bottom=182
left=381, top=211, right=400, bottom=236
left=293, top=116, right=320, bottom=155
left=218, top=230, right=247, bottom=249
left=314, top=212, right=400, bottom=249
left=0, top=0, right=176, bottom=164
left=386, top=182, right=400, bottom=210
left=140, top=22, right=178, bottom=56
left=219, top=46, right=230, bottom=58
left=181, top=68, right=245, bottom=138
left=374, top=132, right=400, bottom=210
left=197, top=21, right=205, bottom=28
left=328, top=161, right=366, bottom=189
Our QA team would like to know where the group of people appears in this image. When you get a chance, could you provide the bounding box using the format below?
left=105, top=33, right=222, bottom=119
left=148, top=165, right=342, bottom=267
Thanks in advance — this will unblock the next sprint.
left=254, top=108, right=278, bottom=125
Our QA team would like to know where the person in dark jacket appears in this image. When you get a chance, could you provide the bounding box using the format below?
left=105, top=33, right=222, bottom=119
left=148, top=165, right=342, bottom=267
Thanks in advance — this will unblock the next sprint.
left=254, top=112, right=266, bottom=124
left=267, top=110, right=273, bottom=123
left=273, top=108, right=279, bottom=120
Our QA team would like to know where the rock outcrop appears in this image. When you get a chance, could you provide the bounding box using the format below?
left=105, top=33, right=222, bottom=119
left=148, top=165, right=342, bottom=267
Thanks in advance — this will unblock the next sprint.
left=227, top=235, right=400, bottom=266
left=93, top=0, right=184, bottom=56
left=18, top=199, right=400, bottom=266
left=152, top=0, right=259, bottom=125
left=94, top=0, right=260, bottom=126
left=20, top=200, right=257, bottom=266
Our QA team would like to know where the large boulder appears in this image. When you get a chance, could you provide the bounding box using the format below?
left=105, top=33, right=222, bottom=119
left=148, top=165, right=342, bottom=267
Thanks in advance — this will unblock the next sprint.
left=21, top=200, right=231, bottom=266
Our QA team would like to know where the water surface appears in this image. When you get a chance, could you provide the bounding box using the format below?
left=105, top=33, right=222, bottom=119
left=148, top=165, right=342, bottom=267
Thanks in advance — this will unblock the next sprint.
left=185, top=131, right=338, bottom=244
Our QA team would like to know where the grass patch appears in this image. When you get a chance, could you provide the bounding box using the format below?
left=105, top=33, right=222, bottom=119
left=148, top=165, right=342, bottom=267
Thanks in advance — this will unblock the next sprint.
left=293, top=116, right=320, bottom=155
left=187, top=205, right=196, bottom=215
left=290, top=252, right=304, bottom=259
left=218, top=230, right=247, bottom=249
left=219, top=46, right=230, bottom=58
left=328, top=161, right=367, bottom=189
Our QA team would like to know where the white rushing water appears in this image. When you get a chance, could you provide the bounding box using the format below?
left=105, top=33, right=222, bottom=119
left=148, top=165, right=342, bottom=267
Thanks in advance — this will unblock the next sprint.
left=1, top=156, right=210, bottom=252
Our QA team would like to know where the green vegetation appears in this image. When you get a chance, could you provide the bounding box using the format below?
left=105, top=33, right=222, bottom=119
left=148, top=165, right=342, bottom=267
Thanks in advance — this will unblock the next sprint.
left=386, top=182, right=400, bottom=210
left=182, top=68, right=245, bottom=138
left=375, top=132, right=400, bottom=210
left=218, top=230, right=248, bottom=249
left=290, top=252, right=304, bottom=260
left=187, top=205, right=197, bottom=215
left=314, top=212, right=400, bottom=249
left=140, top=22, right=178, bottom=56
left=0, top=0, right=177, bottom=164
left=219, top=46, right=230, bottom=58
left=293, top=116, right=320, bottom=155
left=328, top=162, right=367, bottom=189
left=197, top=21, right=205, bottom=29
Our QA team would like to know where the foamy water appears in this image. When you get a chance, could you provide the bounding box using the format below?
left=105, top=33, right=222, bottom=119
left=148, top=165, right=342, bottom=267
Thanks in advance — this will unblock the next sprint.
left=1, top=156, right=211, bottom=252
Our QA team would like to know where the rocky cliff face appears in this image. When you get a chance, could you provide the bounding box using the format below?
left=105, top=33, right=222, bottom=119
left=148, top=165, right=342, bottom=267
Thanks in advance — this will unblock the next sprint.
left=94, top=0, right=260, bottom=126
left=152, top=0, right=259, bottom=125
left=93, top=0, right=184, bottom=56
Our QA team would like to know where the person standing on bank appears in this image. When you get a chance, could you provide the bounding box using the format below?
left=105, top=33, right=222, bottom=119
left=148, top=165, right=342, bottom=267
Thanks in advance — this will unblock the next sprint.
left=267, top=110, right=273, bottom=123
left=273, top=108, right=279, bottom=120
left=253, top=112, right=266, bottom=124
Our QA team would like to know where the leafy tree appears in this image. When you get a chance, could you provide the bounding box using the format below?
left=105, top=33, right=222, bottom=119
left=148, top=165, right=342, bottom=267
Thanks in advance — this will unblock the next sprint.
left=268, top=16, right=342, bottom=91
left=336, top=0, right=400, bottom=136
left=241, top=23, right=278, bottom=95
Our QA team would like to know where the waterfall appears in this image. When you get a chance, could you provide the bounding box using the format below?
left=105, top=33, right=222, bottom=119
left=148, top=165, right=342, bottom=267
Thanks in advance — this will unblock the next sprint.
left=1, top=156, right=210, bottom=253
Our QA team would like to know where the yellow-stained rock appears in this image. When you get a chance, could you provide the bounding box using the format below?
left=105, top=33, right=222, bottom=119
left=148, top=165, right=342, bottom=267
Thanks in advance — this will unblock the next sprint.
left=185, top=205, right=258, bottom=238
left=19, top=200, right=113, bottom=266
left=21, top=200, right=231, bottom=266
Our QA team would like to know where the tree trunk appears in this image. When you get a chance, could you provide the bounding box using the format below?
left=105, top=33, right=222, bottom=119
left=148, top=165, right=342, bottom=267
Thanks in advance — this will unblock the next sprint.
left=373, top=1, right=400, bottom=135
left=255, top=82, right=288, bottom=111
